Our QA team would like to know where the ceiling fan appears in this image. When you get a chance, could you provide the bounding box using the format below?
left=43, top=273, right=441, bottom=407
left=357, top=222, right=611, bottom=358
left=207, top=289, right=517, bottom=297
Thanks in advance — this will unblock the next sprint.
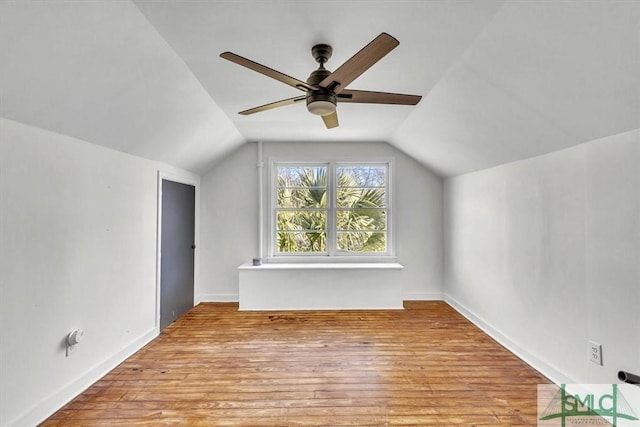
left=220, top=33, right=422, bottom=129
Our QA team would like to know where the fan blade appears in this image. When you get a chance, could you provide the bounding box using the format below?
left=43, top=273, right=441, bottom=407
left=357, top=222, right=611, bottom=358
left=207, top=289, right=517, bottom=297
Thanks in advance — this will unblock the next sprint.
left=338, top=89, right=421, bottom=105
left=319, top=33, right=399, bottom=94
left=239, top=96, right=306, bottom=115
left=321, top=111, right=339, bottom=129
left=220, top=52, right=313, bottom=92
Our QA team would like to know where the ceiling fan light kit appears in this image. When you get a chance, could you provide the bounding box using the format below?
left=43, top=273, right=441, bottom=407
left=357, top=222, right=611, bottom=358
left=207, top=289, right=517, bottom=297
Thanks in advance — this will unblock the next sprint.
left=220, top=33, right=421, bottom=129
left=306, top=94, right=336, bottom=116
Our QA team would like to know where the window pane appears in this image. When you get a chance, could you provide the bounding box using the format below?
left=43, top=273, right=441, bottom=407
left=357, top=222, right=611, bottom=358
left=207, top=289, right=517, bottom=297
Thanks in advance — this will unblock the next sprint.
left=337, top=187, right=386, bottom=208
left=337, top=165, right=387, bottom=187
left=277, top=211, right=326, bottom=231
left=277, top=188, right=326, bottom=208
left=337, top=209, right=386, bottom=231
left=277, top=231, right=327, bottom=253
left=337, top=231, right=386, bottom=253
left=278, top=166, right=327, bottom=188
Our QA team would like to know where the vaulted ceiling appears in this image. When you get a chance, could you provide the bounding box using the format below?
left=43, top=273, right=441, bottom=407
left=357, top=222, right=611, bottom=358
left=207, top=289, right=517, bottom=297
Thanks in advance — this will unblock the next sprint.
left=1, top=1, right=638, bottom=176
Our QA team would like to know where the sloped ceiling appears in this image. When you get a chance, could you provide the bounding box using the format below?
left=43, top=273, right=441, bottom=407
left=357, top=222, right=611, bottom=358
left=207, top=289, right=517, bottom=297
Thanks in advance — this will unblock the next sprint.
left=1, top=1, right=638, bottom=176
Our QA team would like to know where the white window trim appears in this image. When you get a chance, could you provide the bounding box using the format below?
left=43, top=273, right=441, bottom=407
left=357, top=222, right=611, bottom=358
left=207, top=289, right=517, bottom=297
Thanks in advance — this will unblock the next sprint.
left=265, top=158, right=396, bottom=262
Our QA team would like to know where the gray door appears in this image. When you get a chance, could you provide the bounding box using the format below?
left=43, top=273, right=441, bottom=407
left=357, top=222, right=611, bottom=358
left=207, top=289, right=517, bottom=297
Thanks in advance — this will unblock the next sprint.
left=160, top=179, right=195, bottom=330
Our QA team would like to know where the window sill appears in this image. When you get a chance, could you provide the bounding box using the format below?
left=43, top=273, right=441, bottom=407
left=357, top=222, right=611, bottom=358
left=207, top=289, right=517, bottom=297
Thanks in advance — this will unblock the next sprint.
left=238, top=262, right=403, bottom=271
left=264, top=255, right=398, bottom=263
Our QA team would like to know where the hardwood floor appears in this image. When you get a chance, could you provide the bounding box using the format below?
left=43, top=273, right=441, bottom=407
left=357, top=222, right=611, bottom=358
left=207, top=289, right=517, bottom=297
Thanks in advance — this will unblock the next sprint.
left=42, top=302, right=549, bottom=426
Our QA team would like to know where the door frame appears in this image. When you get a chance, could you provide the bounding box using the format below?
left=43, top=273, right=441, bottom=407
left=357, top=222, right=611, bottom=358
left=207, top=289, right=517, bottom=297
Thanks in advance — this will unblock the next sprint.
left=155, top=170, right=200, bottom=332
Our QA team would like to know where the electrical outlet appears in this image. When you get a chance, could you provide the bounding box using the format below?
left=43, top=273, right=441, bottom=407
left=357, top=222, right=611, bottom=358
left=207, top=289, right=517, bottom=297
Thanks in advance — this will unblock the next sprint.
left=589, top=341, right=603, bottom=366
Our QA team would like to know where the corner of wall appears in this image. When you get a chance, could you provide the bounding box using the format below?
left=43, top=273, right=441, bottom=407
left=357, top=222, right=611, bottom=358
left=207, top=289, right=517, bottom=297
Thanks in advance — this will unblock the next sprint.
left=444, top=294, right=575, bottom=385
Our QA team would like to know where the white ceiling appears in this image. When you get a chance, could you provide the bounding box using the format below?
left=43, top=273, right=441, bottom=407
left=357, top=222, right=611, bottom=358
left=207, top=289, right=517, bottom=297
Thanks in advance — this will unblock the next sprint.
left=1, top=1, right=638, bottom=176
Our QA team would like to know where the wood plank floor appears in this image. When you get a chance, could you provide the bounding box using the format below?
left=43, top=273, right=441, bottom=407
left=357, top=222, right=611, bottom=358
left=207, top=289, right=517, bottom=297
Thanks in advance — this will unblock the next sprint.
left=42, top=301, right=550, bottom=426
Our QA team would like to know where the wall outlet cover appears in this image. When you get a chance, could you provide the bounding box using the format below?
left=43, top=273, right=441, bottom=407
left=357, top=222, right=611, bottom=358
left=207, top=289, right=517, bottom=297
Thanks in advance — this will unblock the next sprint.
left=589, top=341, right=603, bottom=366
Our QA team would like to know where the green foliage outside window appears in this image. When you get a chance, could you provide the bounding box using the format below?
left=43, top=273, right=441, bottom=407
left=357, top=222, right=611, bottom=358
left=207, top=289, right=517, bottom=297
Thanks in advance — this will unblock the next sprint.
left=276, top=164, right=387, bottom=254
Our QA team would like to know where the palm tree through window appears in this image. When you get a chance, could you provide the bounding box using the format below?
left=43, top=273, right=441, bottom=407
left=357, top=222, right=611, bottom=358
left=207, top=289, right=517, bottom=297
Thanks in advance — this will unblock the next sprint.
left=274, top=162, right=389, bottom=256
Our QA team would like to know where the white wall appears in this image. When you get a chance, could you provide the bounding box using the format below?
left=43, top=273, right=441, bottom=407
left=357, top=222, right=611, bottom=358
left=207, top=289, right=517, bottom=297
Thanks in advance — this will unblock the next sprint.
left=199, top=143, right=258, bottom=302
left=199, top=141, right=443, bottom=302
left=0, top=118, right=198, bottom=426
left=444, top=129, right=640, bottom=384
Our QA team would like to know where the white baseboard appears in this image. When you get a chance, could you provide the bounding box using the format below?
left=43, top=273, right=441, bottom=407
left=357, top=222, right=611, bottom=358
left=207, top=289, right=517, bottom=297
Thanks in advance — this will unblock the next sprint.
left=404, top=292, right=443, bottom=301
left=8, top=327, right=158, bottom=427
left=199, top=293, right=444, bottom=304
left=197, top=293, right=239, bottom=303
left=444, top=294, right=574, bottom=386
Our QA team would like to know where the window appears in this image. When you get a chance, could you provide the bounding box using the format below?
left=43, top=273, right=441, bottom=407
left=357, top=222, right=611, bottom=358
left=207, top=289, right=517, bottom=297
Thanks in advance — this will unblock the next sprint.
left=271, top=161, right=391, bottom=257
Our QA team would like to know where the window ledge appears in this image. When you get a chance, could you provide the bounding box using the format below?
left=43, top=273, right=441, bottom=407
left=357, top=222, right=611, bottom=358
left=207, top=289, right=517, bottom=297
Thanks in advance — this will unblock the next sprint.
left=266, top=255, right=398, bottom=263
left=238, top=262, right=403, bottom=271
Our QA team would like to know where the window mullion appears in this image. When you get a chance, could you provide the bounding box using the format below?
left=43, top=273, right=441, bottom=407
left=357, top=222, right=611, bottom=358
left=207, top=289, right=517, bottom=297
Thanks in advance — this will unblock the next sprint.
left=326, top=162, right=336, bottom=256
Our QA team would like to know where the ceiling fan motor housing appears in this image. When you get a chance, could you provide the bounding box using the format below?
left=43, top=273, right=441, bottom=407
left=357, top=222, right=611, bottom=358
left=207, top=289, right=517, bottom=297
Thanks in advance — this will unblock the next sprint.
left=306, top=63, right=337, bottom=115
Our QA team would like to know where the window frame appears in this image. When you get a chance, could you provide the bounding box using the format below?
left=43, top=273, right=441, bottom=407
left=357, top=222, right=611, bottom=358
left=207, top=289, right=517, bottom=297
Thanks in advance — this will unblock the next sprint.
left=267, top=159, right=395, bottom=261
